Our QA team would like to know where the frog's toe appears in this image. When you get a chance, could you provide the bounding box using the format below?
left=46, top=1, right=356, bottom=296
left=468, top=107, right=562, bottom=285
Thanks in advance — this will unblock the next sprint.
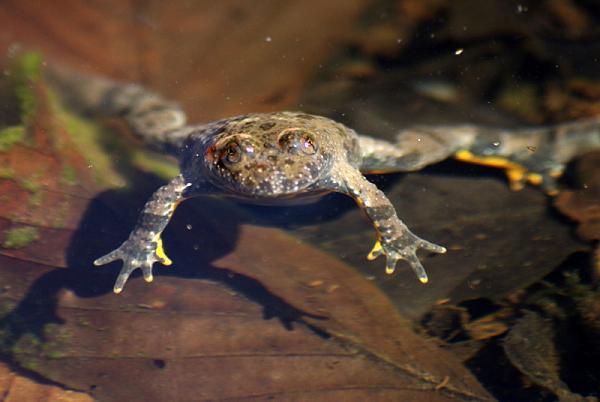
left=93, top=249, right=122, bottom=266
left=142, top=265, right=154, bottom=283
left=539, top=173, right=561, bottom=196
left=382, top=250, right=429, bottom=283
left=384, top=255, right=399, bottom=275
left=112, top=259, right=156, bottom=294
left=403, top=252, right=429, bottom=283
left=376, top=234, right=445, bottom=283
left=114, top=262, right=138, bottom=294
left=367, top=240, right=383, bottom=260
left=417, top=239, right=447, bottom=254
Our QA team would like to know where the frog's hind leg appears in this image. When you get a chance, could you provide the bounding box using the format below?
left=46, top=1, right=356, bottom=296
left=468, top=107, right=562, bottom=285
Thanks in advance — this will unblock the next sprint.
left=357, top=126, right=477, bottom=174
left=46, top=65, right=192, bottom=155
left=359, top=121, right=600, bottom=194
left=452, top=120, right=600, bottom=195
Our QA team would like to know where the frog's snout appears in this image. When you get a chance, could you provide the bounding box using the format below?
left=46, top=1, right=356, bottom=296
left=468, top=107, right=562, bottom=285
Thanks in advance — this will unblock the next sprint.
left=253, top=161, right=270, bottom=170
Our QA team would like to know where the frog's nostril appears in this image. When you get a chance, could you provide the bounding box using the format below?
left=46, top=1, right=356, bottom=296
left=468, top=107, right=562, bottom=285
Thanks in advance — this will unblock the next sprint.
left=254, top=161, right=269, bottom=171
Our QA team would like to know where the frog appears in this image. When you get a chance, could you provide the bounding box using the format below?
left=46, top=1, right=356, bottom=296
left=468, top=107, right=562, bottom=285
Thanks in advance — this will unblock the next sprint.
left=48, top=67, right=600, bottom=293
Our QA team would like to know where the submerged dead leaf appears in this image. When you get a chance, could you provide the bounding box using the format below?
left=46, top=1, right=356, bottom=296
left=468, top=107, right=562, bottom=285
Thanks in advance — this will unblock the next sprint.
left=0, top=55, right=98, bottom=268
left=504, top=311, right=596, bottom=402
left=0, top=361, right=93, bottom=402
left=9, top=224, right=492, bottom=402
left=0, top=0, right=368, bottom=122
left=555, top=151, right=600, bottom=242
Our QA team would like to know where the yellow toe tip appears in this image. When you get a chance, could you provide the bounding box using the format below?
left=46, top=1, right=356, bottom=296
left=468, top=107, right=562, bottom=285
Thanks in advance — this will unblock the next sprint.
left=526, top=173, right=543, bottom=186
left=144, top=275, right=154, bottom=283
left=155, top=237, right=172, bottom=266
left=367, top=241, right=382, bottom=260
left=508, top=181, right=525, bottom=192
left=419, top=277, right=429, bottom=284
left=113, top=287, right=123, bottom=294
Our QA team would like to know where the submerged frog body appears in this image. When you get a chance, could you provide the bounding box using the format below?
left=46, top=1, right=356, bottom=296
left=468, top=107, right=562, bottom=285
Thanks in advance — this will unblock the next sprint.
left=49, top=68, right=600, bottom=293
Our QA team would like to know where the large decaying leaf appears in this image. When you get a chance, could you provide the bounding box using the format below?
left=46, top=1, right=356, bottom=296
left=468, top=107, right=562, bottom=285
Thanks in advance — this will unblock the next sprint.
left=0, top=361, right=93, bottom=402
left=0, top=0, right=369, bottom=122
left=0, top=58, right=492, bottom=401
left=15, top=225, right=492, bottom=401
left=554, top=151, right=600, bottom=272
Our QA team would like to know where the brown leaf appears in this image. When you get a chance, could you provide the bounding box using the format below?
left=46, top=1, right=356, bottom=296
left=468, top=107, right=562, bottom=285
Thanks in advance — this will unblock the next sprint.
left=0, top=361, right=93, bottom=402
left=0, top=58, right=98, bottom=268
left=555, top=151, right=600, bottom=242
left=503, top=311, right=593, bottom=402
left=10, top=224, right=492, bottom=402
left=0, top=0, right=368, bottom=121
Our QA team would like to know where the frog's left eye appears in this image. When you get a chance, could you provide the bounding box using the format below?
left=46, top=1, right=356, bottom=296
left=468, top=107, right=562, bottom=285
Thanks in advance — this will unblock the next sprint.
left=221, top=142, right=242, bottom=164
left=279, top=129, right=318, bottom=155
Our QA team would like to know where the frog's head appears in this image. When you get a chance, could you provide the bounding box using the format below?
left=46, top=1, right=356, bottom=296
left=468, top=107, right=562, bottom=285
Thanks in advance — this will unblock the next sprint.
left=203, top=114, right=333, bottom=197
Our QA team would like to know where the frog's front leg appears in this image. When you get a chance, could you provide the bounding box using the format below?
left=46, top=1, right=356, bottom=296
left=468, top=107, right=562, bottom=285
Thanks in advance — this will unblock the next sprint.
left=328, top=166, right=446, bottom=282
left=94, top=174, right=190, bottom=293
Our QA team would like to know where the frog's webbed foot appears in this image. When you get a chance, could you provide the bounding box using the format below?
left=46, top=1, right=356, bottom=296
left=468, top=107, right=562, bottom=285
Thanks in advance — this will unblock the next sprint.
left=367, top=233, right=446, bottom=283
left=94, top=174, right=188, bottom=293
left=333, top=164, right=447, bottom=283
left=506, top=159, right=563, bottom=195
left=450, top=118, right=592, bottom=197
left=94, top=236, right=172, bottom=293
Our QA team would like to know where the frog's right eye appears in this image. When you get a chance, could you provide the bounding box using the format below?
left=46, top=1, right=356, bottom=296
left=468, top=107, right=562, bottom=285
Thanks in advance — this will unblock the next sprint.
left=221, top=142, right=242, bottom=165
left=278, top=129, right=318, bottom=155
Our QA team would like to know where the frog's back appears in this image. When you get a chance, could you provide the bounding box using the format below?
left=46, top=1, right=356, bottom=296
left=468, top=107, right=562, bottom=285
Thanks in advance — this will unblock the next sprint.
left=188, top=111, right=362, bottom=165
left=181, top=111, right=362, bottom=200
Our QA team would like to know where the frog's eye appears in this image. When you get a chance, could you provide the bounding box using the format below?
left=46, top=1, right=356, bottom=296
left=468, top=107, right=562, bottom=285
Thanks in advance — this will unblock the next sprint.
left=301, top=134, right=317, bottom=155
left=221, top=142, right=242, bottom=164
left=279, top=129, right=318, bottom=155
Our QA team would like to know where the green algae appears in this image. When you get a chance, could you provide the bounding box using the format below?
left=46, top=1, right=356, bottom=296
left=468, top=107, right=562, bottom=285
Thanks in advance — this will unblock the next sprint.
left=28, top=190, right=44, bottom=207
left=18, top=176, right=41, bottom=193
left=2, top=226, right=39, bottom=249
left=0, top=52, right=43, bottom=151
left=131, top=149, right=179, bottom=180
left=5, top=51, right=181, bottom=191
left=14, top=52, right=42, bottom=126
left=8, top=333, right=47, bottom=375
left=17, top=52, right=42, bottom=83
left=49, top=87, right=178, bottom=186
left=0, top=166, right=15, bottom=179
left=16, top=173, right=45, bottom=208
left=60, top=164, right=77, bottom=186
left=48, top=89, right=126, bottom=188
left=0, top=312, right=71, bottom=369
left=0, top=126, right=25, bottom=151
